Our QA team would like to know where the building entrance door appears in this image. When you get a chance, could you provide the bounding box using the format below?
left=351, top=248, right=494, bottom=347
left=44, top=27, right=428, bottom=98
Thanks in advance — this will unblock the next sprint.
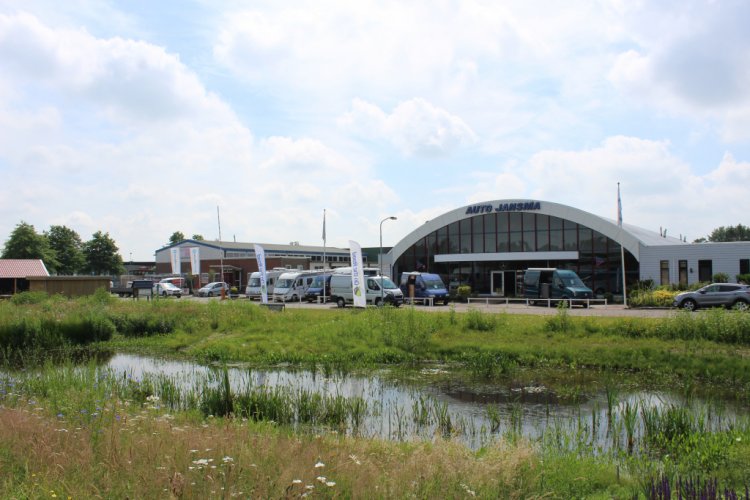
left=490, top=271, right=504, bottom=296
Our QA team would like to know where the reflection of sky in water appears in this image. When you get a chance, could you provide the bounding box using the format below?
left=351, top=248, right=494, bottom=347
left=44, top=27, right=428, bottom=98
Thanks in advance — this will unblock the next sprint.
left=106, top=354, right=748, bottom=450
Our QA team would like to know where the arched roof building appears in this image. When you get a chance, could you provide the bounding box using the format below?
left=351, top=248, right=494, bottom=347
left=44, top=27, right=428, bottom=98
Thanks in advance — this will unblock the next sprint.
left=388, top=199, right=688, bottom=296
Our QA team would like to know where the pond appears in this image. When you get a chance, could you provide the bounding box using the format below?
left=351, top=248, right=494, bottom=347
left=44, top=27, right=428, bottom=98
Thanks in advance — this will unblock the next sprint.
left=103, top=354, right=750, bottom=452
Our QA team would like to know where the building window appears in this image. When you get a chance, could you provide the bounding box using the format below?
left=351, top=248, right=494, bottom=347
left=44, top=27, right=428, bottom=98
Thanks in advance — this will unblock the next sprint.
left=679, top=260, right=688, bottom=286
left=698, top=260, right=712, bottom=283
left=660, top=260, right=670, bottom=285
left=740, top=259, right=750, bottom=276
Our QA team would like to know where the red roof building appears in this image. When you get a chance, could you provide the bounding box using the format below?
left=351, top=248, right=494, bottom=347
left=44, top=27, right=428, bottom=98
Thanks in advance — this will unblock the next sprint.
left=0, top=259, right=50, bottom=295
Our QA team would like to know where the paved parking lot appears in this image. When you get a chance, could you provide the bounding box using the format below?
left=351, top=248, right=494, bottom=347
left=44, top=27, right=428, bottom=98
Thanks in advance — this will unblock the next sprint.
left=161, top=295, right=676, bottom=318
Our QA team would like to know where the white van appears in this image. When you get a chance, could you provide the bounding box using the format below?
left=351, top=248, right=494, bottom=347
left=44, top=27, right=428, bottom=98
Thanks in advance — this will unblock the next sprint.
left=245, top=269, right=287, bottom=299
left=272, top=270, right=324, bottom=302
left=332, top=266, right=380, bottom=277
left=329, top=274, right=403, bottom=308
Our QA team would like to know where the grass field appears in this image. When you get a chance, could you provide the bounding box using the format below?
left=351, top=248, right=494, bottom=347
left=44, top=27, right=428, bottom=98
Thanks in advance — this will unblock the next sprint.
left=1, top=291, right=750, bottom=497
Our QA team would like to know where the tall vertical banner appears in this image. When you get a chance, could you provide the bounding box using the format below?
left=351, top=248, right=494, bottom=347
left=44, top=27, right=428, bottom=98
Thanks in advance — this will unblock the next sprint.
left=189, top=247, right=200, bottom=276
left=170, top=247, right=181, bottom=275
left=348, top=240, right=366, bottom=308
left=254, top=244, right=268, bottom=304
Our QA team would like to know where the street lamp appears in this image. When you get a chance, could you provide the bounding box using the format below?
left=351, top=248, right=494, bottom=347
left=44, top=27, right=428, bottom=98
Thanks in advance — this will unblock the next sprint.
left=379, top=216, right=397, bottom=305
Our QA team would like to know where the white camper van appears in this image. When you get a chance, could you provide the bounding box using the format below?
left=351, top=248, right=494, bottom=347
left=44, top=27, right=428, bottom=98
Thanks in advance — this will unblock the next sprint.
left=245, top=268, right=287, bottom=300
left=272, top=270, right=324, bottom=302
left=329, top=274, right=403, bottom=308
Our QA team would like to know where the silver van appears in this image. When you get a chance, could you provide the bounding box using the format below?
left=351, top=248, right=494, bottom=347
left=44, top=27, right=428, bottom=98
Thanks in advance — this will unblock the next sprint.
left=329, top=274, right=403, bottom=308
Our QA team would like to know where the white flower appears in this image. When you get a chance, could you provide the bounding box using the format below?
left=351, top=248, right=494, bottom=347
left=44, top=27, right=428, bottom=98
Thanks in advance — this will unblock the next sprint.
left=314, top=461, right=325, bottom=468
left=222, top=456, right=234, bottom=463
left=316, top=476, right=327, bottom=483
left=326, top=481, right=336, bottom=487
left=292, top=479, right=302, bottom=484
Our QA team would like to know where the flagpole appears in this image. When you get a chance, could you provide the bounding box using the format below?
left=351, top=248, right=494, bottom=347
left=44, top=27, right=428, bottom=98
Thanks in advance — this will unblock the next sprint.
left=618, top=183, right=627, bottom=307
left=322, top=209, right=327, bottom=303
left=217, top=206, right=224, bottom=293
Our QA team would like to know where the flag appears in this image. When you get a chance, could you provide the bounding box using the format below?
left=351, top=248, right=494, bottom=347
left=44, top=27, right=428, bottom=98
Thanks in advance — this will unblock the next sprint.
left=254, top=244, right=268, bottom=304
left=189, top=247, right=200, bottom=276
left=617, top=182, right=623, bottom=228
left=349, top=240, right=366, bottom=308
left=322, top=209, right=326, bottom=242
left=170, top=247, right=181, bottom=275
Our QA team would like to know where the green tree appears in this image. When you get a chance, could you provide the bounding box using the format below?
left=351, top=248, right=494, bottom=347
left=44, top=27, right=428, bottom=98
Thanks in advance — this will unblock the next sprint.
left=46, top=225, right=85, bottom=275
left=707, top=224, right=750, bottom=242
left=169, top=231, right=185, bottom=245
left=83, top=231, right=124, bottom=275
left=192, top=234, right=205, bottom=241
left=1, top=221, right=58, bottom=272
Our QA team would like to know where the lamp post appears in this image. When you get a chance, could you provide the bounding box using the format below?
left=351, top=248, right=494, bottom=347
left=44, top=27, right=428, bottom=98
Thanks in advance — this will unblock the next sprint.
left=379, top=216, right=397, bottom=305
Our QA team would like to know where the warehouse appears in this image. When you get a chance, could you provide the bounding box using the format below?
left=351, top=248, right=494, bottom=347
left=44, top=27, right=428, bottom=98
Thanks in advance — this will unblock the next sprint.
left=387, top=199, right=750, bottom=297
left=155, top=239, right=353, bottom=288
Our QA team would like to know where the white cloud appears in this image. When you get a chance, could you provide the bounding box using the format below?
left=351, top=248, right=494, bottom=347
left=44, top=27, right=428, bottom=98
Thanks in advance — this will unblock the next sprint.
left=340, top=98, right=477, bottom=157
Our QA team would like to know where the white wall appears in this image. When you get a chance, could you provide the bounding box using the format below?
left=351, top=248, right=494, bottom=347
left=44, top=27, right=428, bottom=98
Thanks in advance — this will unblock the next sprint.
left=640, top=242, right=750, bottom=285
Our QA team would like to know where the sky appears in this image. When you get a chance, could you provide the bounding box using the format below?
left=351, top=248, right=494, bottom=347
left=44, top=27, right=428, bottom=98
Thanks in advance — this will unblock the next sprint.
left=1, top=0, right=749, bottom=260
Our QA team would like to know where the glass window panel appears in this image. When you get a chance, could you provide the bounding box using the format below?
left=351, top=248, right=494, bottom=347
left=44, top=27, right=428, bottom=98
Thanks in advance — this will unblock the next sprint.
left=448, top=221, right=459, bottom=238
left=522, top=231, right=535, bottom=251
left=549, top=230, right=562, bottom=251
left=483, top=213, right=496, bottom=232
left=563, top=219, right=577, bottom=230
left=522, top=213, right=536, bottom=232
left=484, top=232, right=496, bottom=253
left=536, top=214, right=549, bottom=231
left=437, top=227, right=448, bottom=254
left=449, top=231, right=460, bottom=253
left=594, top=232, right=607, bottom=253
left=537, top=229, right=550, bottom=251
left=579, top=228, right=593, bottom=255
left=497, top=212, right=509, bottom=233
left=472, top=232, right=483, bottom=253
left=563, top=228, right=577, bottom=251
left=497, top=231, right=509, bottom=252
left=509, top=231, right=522, bottom=251
left=509, top=212, right=522, bottom=232
left=460, top=233, right=472, bottom=253
left=472, top=215, right=482, bottom=235
left=549, top=216, right=563, bottom=231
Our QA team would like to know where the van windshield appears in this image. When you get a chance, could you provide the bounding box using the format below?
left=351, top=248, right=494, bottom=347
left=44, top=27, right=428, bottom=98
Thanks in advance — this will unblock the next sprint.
left=249, top=277, right=262, bottom=287
left=375, top=277, right=398, bottom=289
left=276, top=278, right=294, bottom=288
left=423, top=278, right=445, bottom=290
left=558, top=272, right=585, bottom=287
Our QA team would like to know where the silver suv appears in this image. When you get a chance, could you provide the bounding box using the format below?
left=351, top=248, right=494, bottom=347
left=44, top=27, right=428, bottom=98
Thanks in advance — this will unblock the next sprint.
left=673, top=283, right=750, bottom=311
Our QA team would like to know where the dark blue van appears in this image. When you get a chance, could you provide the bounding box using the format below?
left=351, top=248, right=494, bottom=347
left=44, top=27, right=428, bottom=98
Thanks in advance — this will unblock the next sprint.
left=305, top=274, right=332, bottom=302
left=399, top=272, right=450, bottom=305
left=523, top=268, right=593, bottom=307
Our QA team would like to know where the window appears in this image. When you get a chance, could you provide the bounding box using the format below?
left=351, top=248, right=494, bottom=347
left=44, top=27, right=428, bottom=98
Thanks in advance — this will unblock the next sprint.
left=679, top=260, right=688, bottom=286
left=741, top=259, right=750, bottom=275
left=660, top=260, right=670, bottom=285
left=698, top=260, right=712, bottom=282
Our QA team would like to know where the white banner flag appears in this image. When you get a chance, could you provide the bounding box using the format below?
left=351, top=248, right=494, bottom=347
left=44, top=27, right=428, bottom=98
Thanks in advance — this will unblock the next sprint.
left=254, top=244, right=268, bottom=304
left=170, top=247, right=181, bottom=275
left=189, top=247, right=200, bottom=276
left=349, top=240, right=366, bottom=308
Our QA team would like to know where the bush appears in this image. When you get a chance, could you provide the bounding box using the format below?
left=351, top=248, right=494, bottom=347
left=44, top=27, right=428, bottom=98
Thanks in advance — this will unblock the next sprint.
left=628, top=287, right=678, bottom=308
left=464, top=309, right=496, bottom=331
left=737, top=273, right=750, bottom=284
left=713, top=272, right=730, bottom=283
left=456, top=286, right=471, bottom=301
left=9, top=291, right=49, bottom=305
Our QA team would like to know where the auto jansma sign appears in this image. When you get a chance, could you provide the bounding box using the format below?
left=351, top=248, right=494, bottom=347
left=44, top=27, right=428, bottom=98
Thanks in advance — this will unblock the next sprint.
left=464, top=201, right=542, bottom=215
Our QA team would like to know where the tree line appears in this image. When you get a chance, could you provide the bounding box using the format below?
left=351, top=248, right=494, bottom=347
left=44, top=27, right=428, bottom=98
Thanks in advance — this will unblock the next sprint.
left=1, top=222, right=124, bottom=275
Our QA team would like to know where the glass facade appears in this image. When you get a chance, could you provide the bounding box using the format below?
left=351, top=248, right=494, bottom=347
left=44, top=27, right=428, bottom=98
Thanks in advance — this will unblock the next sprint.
left=393, top=211, right=639, bottom=296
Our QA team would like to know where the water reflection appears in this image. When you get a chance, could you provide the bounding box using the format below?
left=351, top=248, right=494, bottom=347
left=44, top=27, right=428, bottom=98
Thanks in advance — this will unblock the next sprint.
left=105, top=354, right=748, bottom=451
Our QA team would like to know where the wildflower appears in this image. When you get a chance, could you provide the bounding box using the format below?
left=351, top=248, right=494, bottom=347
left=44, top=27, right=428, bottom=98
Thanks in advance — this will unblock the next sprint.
left=316, top=476, right=327, bottom=484
left=292, top=479, right=302, bottom=484
left=737, top=437, right=742, bottom=442
left=190, top=449, right=199, bottom=453
left=222, top=456, right=234, bottom=463
left=314, top=461, right=325, bottom=468
left=326, top=481, right=336, bottom=487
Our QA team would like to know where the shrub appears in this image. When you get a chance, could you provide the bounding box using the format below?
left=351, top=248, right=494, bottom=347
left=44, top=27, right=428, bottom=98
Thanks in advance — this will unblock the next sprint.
left=629, top=287, right=678, bottom=308
left=713, top=272, right=729, bottom=283
left=545, top=301, right=572, bottom=332
left=464, top=309, right=496, bottom=331
left=456, top=286, right=471, bottom=301
left=9, top=291, right=49, bottom=305
left=737, top=273, right=750, bottom=284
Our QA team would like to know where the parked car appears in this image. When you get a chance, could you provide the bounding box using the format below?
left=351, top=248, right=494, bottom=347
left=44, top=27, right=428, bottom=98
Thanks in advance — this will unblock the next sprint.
left=523, top=268, right=593, bottom=307
left=153, top=282, right=182, bottom=298
left=399, top=272, right=449, bottom=305
left=197, top=282, right=230, bottom=297
left=673, top=283, right=750, bottom=311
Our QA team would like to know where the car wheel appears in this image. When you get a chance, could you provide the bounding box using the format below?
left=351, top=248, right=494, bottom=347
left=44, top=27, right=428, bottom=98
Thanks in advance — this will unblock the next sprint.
left=208, top=291, right=214, bottom=297
left=175, top=294, right=181, bottom=299
left=681, top=298, right=697, bottom=311
left=443, top=299, right=450, bottom=306
left=374, top=297, right=382, bottom=307
left=162, top=291, right=168, bottom=297
left=733, top=300, right=749, bottom=312
left=336, top=297, right=345, bottom=308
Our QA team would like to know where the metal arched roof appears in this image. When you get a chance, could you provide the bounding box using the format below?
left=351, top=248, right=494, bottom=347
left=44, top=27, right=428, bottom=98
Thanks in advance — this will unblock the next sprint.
left=389, top=199, right=685, bottom=264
